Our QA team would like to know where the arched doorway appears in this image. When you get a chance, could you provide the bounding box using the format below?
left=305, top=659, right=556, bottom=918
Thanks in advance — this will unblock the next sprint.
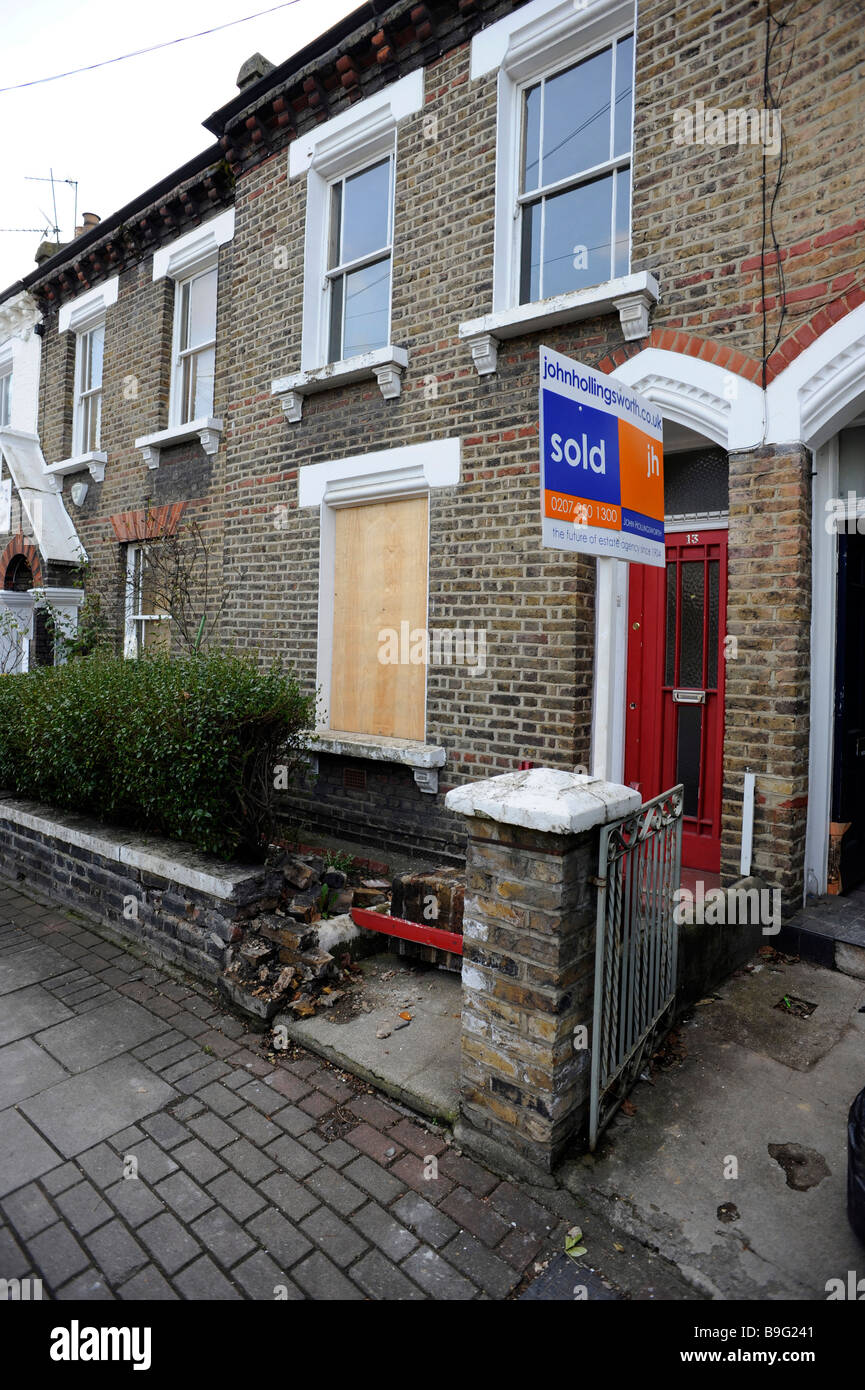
left=4, top=553, right=33, bottom=592
left=0, top=538, right=52, bottom=670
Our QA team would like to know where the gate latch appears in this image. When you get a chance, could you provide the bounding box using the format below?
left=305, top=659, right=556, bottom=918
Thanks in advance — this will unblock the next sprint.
left=673, top=688, right=706, bottom=704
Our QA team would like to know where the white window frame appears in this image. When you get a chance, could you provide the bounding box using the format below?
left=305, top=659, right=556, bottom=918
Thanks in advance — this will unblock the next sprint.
left=474, top=0, right=637, bottom=314
left=72, top=321, right=105, bottom=455
left=170, top=265, right=218, bottom=428
left=123, top=543, right=170, bottom=660
left=0, top=361, right=11, bottom=428
left=135, top=209, right=234, bottom=466
left=297, top=439, right=459, bottom=779
left=513, top=31, right=634, bottom=304
left=55, top=276, right=117, bottom=473
left=324, top=153, right=395, bottom=366
left=292, top=70, right=423, bottom=376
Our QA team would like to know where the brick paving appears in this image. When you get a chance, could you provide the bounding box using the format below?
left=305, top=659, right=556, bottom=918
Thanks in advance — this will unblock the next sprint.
left=0, top=885, right=580, bottom=1300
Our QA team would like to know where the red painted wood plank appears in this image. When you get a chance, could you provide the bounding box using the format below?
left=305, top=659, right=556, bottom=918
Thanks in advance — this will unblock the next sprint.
left=350, top=907, right=464, bottom=956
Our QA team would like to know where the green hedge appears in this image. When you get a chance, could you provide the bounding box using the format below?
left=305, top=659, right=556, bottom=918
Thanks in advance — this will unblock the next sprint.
left=0, top=652, right=315, bottom=861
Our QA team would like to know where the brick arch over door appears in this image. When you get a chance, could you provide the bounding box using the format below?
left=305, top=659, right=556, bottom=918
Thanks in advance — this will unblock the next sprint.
left=0, top=536, right=43, bottom=590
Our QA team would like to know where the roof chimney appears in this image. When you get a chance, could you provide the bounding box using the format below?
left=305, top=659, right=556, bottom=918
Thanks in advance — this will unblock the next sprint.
left=236, top=53, right=275, bottom=90
left=35, top=239, right=66, bottom=266
left=74, top=211, right=101, bottom=237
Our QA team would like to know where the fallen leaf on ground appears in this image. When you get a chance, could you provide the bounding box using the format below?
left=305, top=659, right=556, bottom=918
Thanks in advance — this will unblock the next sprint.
left=565, top=1226, right=587, bottom=1259
left=620, top=1099, right=637, bottom=1116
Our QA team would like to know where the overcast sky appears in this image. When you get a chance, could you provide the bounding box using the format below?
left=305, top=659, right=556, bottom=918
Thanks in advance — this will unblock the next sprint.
left=0, top=0, right=361, bottom=293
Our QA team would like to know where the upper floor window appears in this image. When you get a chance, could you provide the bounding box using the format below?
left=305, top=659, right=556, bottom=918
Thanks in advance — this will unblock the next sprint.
left=518, top=33, right=633, bottom=303
left=172, top=267, right=217, bottom=425
left=0, top=369, right=11, bottom=428
left=73, top=324, right=104, bottom=453
left=326, top=156, right=394, bottom=364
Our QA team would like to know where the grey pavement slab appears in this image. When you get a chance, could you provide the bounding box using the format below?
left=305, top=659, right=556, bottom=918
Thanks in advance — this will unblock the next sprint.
left=36, top=998, right=166, bottom=1073
left=0, top=882, right=597, bottom=1303
left=276, top=954, right=460, bottom=1122
left=0, top=1037, right=69, bottom=1108
left=0, top=1112, right=60, bottom=1200
left=0, top=943, right=72, bottom=994
left=0, top=983, right=73, bottom=1045
left=561, top=958, right=865, bottom=1300
left=19, top=1056, right=177, bottom=1157
left=692, top=957, right=865, bottom=1070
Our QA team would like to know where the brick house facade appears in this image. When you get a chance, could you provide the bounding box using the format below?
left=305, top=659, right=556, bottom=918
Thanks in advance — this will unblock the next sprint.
left=1, top=0, right=863, bottom=913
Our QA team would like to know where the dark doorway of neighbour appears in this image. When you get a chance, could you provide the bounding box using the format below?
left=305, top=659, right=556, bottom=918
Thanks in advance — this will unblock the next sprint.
left=833, top=532, right=865, bottom=892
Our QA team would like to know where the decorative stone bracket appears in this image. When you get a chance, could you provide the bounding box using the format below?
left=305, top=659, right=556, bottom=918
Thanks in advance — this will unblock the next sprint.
left=459, top=272, right=660, bottom=376
left=272, top=346, right=408, bottom=423
left=134, top=418, right=223, bottom=469
left=45, top=451, right=107, bottom=484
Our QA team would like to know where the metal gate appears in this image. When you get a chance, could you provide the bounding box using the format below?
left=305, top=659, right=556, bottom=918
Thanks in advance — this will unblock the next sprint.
left=589, top=784, right=683, bottom=1150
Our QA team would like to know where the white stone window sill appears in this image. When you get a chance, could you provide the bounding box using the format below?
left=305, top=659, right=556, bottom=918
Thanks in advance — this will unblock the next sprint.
left=134, top=418, right=223, bottom=470
left=45, top=451, right=107, bottom=483
left=308, top=728, right=446, bottom=794
left=272, top=346, right=409, bottom=423
left=459, top=272, right=660, bottom=375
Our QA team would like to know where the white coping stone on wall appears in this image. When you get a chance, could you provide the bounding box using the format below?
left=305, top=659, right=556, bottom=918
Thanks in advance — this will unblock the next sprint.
left=0, top=796, right=268, bottom=900
left=444, top=768, right=641, bottom=835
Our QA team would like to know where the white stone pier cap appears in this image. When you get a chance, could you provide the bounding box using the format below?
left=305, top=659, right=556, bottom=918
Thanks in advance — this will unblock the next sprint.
left=445, top=768, right=642, bottom=835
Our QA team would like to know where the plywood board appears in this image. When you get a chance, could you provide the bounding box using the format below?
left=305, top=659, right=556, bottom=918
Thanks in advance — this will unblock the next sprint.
left=331, top=496, right=428, bottom=740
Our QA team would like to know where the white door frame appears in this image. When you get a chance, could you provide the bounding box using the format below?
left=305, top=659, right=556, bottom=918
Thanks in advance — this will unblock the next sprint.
left=804, top=439, right=838, bottom=895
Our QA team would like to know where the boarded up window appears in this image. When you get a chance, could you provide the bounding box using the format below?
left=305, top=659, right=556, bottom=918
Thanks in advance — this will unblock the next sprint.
left=330, top=496, right=428, bottom=741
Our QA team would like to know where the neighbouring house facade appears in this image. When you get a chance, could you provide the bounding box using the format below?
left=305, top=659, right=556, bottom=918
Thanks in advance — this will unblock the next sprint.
left=1, top=0, right=863, bottom=916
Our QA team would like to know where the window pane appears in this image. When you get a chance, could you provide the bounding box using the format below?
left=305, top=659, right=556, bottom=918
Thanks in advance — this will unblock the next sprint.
left=664, top=449, right=729, bottom=515
left=328, top=274, right=345, bottom=364
left=144, top=618, right=171, bottom=655
left=519, top=201, right=542, bottom=303
left=614, top=34, right=634, bottom=157
left=614, top=165, right=631, bottom=277
left=0, top=374, right=11, bottom=426
left=83, top=392, right=101, bottom=451
left=342, top=259, right=391, bottom=357
left=679, top=560, right=705, bottom=688
left=183, top=345, right=215, bottom=421
left=328, top=179, right=343, bottom=270
left=139, top=550, right=170, bottom=620
left=88, top=325, right=104, bottom=391
left=522, top=81, right=542, bottom=193
left=542, top=47, right=612, bottom=186
left=140, top=554, right=161, bottom=615
left=340, top=159, right=391, bottom=265
left=184, top=269, right=217, bottom=350
left=665, top=561, right=677, bottom=687
left=541, top=173, right=613, bottom=297
left=707, top=560, right=719, bottom=689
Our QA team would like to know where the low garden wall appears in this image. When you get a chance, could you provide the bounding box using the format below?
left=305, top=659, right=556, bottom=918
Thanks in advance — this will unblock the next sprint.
left=0, top=795, right=282, bottom=980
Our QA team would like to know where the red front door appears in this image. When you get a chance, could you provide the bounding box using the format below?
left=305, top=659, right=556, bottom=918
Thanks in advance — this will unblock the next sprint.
left=625, top=530, right=727, bottom=872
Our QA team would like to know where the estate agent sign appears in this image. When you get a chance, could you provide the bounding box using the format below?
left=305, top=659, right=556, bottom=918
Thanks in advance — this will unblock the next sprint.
left=539, top=346, right=665, bottom=567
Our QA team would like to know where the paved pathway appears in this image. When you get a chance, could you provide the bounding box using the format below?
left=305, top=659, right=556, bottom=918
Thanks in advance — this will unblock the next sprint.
left=0, top=883, right=582, bottom=1300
